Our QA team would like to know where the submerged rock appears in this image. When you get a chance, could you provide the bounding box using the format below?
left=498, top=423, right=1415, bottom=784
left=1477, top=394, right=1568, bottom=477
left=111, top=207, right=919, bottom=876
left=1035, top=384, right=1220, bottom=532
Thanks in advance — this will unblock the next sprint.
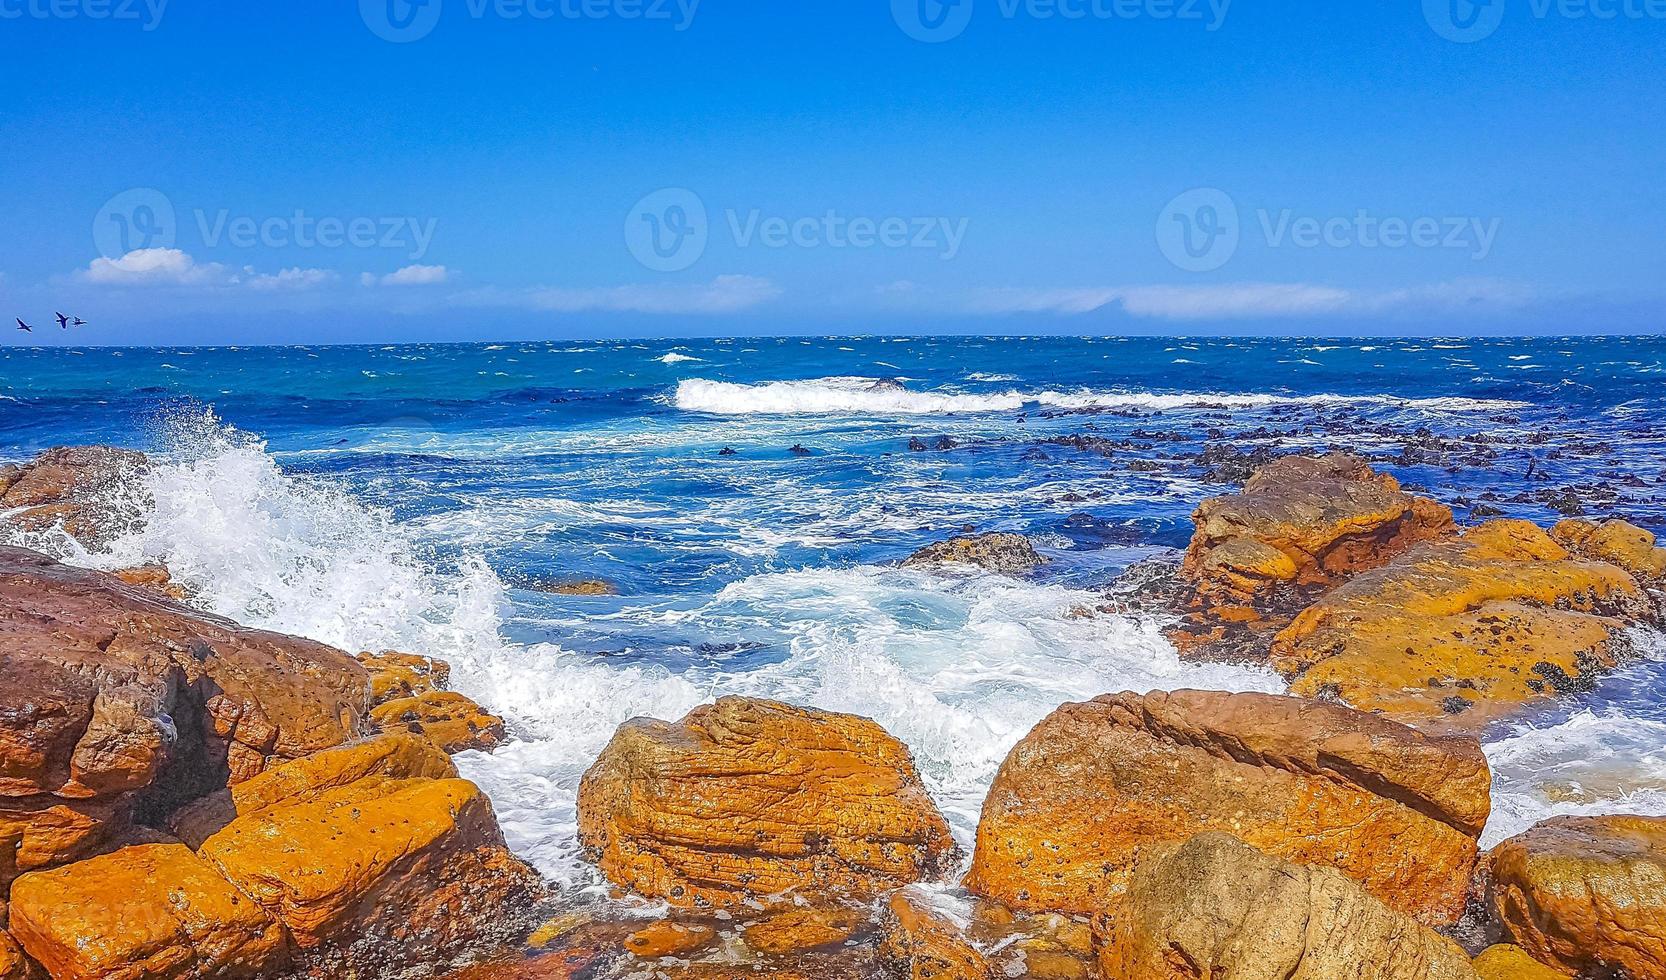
left=902, top=532, right=1046, bottom=575
left=877, top=888, right=992, bottom=980
left=964, top=690, right=1489, bottom=925
left=577, top=697, right=957, bottom=909
left=1487, top=814, right=1666, bottom=980
left=1098, top=833, right=1478, bottom=980
left=1273, top=520, right=1656, bottom=727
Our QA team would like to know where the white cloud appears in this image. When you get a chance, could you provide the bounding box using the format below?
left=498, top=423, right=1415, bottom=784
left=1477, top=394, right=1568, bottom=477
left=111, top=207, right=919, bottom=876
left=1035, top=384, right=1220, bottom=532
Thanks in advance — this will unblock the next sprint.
left=78, top=249, right=335, bottom=293
left=959, top=280, right=1533, bottom=321
left=459, top=275, right=781, bottom=315
left=247, top=267, right=340, bottom=291
left=373, top=264, right=450, bottom=286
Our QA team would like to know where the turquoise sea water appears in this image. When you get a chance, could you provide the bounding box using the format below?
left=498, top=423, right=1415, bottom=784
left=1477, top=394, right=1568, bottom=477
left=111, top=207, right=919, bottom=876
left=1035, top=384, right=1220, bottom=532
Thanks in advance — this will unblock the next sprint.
left=4, top=335, right=1665, bottom=889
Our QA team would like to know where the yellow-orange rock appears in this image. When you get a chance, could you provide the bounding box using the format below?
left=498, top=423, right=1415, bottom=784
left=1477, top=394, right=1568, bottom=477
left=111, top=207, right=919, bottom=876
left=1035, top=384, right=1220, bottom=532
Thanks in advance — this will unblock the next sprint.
left=0, top=796, right=127, bottom=887
left=169, top=732, right=455, bottom=847
left=743, top=907, right=865, bottom=955
left=577, top=697, right=957, bottom=909
left=1472, top=945, right=1571, bottom=980
left=1554, top=517, right=1666, bottom=580
left=112, top=564, right=189, bottom=600
left=964, top=689, right=1489, bottom=925
left=624, top=921, right=718, bottom=959
left=1099, top=833, right=1477, bottom=980
left=1273, top=520, right=1655, bottom=728
left=877, top=889, right=992, bottom=980
left=8, top=843, right=290, bottom=980
left=371, top=690, right=507, bottom=753
left=197, top=771, right=540, bottom=963
left=0, top=902, right=43, bottom=980
left=1487, top=814, right=1666, bottom=980
left=356, top=649, right=452, bottom=705
left=1171, top=453, right=1455, bottom=659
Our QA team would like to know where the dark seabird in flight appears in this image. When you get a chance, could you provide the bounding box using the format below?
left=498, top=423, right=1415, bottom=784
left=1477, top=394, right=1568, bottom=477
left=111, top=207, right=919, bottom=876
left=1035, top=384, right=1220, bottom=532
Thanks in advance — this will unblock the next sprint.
left=55, top=313, right=69, bottom=329
left=15, top=318, right=32, bottom=333
left=71, top=317, right=87, bottom=326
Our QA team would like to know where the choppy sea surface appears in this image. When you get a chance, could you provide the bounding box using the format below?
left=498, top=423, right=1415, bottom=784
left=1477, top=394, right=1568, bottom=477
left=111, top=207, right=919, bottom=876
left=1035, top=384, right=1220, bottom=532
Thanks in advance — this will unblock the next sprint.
left=4, top=335, right=1666, bottom=892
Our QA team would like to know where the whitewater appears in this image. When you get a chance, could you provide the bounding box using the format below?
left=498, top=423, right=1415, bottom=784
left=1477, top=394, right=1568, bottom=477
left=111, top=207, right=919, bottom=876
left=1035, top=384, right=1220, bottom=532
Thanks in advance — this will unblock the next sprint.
left=4, top=335, right=1666, bottom=891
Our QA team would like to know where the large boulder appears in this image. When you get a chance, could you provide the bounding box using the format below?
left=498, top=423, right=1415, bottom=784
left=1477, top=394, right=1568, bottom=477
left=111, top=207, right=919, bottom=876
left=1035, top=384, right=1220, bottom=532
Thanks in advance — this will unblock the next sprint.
left=1553, top=517, right=1666, bottom=581
left=1486, top=814, right=1666, bottom=980
left=902, top=533, right=1046, bottom=575
left=1098, top=833, right=1478, bottom=980
left=0, top=547, right=367, bottom=883
left=8, top=843, right=292, bottom=980
left=1272, top=520, right=1656, bottom=728
left=0, top=902, right=42, bottom=980
left=1471, top=945, right=1571, bottom=980
left=964, top=690, right=1489, bottom=925
left=577, top=697, right=958, bottom=909
left=0, top=446, right=148, bottom=548
left=1169, top=454, right=1456, bottom=659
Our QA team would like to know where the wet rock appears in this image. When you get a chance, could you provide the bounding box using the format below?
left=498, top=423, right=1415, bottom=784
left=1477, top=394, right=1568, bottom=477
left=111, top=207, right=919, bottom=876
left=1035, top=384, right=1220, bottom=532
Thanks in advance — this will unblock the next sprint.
left=1272, top=520, right=1657, bottom=728
left=1098, top=833, right=1478, bottom=980
left=577, top=697, right=957, bottom=909
left=901, top=532, right=1046, bottom=575
left=964, top=690, right=1489, bottom=925
left=532, top=579, right=620, bottom=596
left=1471, top=945, right=1570, bottom=980
left=877, top=888, right=991, bottom=980
left=9, top=842, right=292, bottom=980
left=370, top=690, right=508, bottom=754
left=0, top=446, right=149, bottom=549
left=908, top=437, right=929, bottom=452
left=1169, top=453, right=1455, bottom=660
left=355, top=649, right=452, bottom=706
left=624, top=920, right=718, bottom=959
left=789, top=445, right=814, bottom=457
left=718, top=447, right=739, bottom=456
left=743, top=906, right=865, bottom=955
left=0, top=547, right=368, bottom=883
left=1487, top=814, right=1666, bottom=980
left=1195, top=442, right=1275, bottom=485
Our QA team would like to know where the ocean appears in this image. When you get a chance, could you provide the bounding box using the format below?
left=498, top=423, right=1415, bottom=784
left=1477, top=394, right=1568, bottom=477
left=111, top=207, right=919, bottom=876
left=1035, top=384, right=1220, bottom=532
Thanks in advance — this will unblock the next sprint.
left=4, top=334, right=1665, bottom=899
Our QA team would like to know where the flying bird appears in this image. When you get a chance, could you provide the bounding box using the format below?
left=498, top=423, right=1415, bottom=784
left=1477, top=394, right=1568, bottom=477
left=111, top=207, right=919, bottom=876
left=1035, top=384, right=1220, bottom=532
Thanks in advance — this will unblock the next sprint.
left=54, top=312, right=69, bottom=329
left=15, top=318, right=32, bottom=333
left=71, top=317, right=87, bottom=326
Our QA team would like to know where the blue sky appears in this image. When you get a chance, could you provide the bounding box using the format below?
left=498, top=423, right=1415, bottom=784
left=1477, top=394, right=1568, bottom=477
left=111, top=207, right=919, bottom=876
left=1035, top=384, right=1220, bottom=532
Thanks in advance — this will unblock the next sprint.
left=0, top=0, right=1661, bottom=344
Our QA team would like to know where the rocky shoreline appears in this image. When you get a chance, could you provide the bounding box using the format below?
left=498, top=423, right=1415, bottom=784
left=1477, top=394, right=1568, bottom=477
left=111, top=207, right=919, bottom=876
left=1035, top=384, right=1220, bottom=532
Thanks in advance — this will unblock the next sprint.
left=4, top=445, right=1665, bottom=979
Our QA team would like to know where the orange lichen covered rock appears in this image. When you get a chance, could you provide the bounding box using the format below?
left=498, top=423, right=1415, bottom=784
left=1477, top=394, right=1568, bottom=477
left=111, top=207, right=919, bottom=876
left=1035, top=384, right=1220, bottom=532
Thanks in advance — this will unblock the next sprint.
left=964, top=690, right=1489, bottom=925
left=743, top=907, right=865, bottom=955
left=371, top=690, right=507, bottom=754
left=0, top=902, right=43, bottom=980
left=623, top=921, right=718, bottom=959
left=356, top=650, right=452, bottom=705
left=1553, top=517, right=1666, bottom=581
left=1098, top=833, right=1477, bottom=980
left=1171, top=453, right=1455, bottom=659
left=577, top=697, right=957, bottom=908
left=0, top=547, right=367, bottom=881
left=169, top=732, right=455, bottom=847
left=877, top=889, right=992, bottom=980
left=1471, top=945, right=1571, bottom=980
left=197, top=771, right=541, bottom=962
left=1273, top=520, right=1655, bottom=727
left=1487, top=814, right=1666, bottom=980
left=8, top=843, right=290, bottom=980
left=112, top=564, right=189, bottom=600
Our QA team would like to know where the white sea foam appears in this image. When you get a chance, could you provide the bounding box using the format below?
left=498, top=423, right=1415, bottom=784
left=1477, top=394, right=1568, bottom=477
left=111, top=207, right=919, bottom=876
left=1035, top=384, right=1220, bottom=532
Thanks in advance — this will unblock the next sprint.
left=1485, top=710, right=1666, bottom=847
left=672, top=377, right=1530, bottom=417
left=657, top=352, right=703, bottom=364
